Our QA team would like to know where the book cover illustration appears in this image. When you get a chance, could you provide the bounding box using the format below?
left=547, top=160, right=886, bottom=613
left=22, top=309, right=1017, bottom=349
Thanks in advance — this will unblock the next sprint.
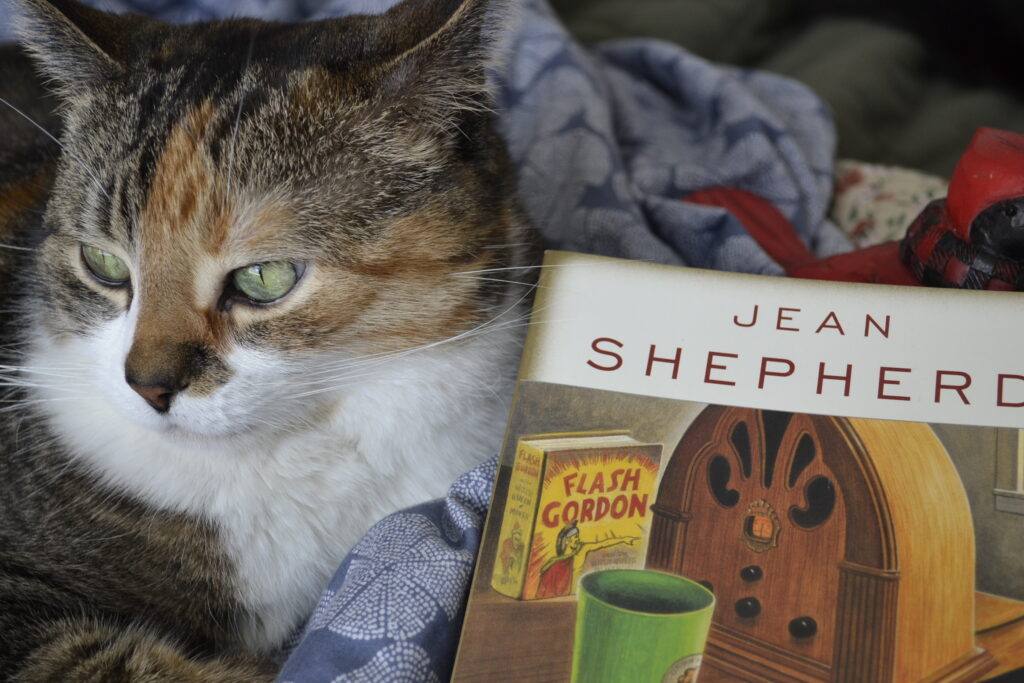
left=452, top=252, right=1024, bottom=682
left=490, top=432, right=661, bottom=600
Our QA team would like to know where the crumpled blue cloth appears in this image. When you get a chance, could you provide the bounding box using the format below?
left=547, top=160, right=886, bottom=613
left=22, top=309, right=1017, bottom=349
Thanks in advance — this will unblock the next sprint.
left=2, top=0, right=850, bottom=679
left=278, top=457, right=497, bottom=683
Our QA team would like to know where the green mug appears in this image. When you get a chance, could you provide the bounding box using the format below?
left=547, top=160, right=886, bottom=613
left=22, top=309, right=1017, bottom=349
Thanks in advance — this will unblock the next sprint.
left=571, top=569, right=715, bottom=683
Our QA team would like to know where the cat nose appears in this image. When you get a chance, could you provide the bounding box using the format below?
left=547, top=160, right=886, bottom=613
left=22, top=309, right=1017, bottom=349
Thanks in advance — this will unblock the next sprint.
left=124, top=337, right=201, bottom=414
left=127, top=380, right=177, bottom=413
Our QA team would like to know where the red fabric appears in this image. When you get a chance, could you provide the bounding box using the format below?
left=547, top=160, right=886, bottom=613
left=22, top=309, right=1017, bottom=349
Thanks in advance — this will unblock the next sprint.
left=686, top=187, right=816, bottom=271
left=684, top=187, right=919, bottom=285
left=534, top=558, right=573, bottom=599
left=788, top=242, right=919, bottom=285
left=948, top=127, right=1024, bottom=238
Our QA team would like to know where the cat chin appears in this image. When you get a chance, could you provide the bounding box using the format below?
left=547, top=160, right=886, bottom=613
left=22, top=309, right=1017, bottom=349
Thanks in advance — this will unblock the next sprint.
left=144, top=419, right=263, bottom=443
left=145, top=408, right=315, bottom=445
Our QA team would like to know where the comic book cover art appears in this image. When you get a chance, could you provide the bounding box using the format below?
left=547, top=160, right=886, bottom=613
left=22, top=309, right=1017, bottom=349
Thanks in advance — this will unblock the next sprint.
left=490, top=432, right=661, bottom=600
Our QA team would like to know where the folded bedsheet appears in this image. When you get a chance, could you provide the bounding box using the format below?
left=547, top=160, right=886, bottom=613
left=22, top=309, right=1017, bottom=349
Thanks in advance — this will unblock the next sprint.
left=1, top=0, right=848, bottom=679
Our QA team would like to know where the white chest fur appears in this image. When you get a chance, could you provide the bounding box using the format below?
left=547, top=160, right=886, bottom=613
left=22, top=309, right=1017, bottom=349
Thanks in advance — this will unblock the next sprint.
left=28, top=325, right=519, bottom=651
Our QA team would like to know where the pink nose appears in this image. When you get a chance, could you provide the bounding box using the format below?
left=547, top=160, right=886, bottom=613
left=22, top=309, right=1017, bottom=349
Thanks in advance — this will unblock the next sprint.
left=127, top=382, right=175, bottom=413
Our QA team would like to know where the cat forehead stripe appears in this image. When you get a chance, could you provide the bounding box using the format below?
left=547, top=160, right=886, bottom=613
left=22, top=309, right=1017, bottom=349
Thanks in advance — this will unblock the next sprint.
left=134, top=100, right=233, bottom=349
left=140, top=100, right=227, bottom=248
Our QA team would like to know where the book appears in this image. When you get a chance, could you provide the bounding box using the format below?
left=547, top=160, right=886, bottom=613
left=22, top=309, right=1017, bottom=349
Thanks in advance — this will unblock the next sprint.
left=490, top=431, right=661, bottom=601
left=452, top=251, right=1024, bottom=683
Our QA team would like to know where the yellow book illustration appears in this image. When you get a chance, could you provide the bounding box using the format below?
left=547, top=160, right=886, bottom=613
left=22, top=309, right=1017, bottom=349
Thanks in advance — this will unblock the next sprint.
left=490, top=431, right=661, bottom=600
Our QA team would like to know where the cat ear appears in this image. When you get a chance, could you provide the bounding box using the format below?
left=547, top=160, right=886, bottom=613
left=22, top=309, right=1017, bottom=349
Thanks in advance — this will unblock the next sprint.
left=370, top=0, right=505, bottom=123
left=12, top=0, right=136, bottom=93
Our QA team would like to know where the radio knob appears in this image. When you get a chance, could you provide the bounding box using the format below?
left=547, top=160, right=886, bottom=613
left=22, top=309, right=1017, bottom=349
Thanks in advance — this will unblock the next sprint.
left=740, top=565, right=763, bottom=582
left=698, top=580, right=714, bottom=593
left=789, top=616, right=818, bottom=638
left=734, top=597, right=761, bottom=618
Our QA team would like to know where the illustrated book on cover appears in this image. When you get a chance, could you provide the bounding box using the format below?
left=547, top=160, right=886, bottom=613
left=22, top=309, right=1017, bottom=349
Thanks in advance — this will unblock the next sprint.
left=452, top=251, right=1024, bottom=683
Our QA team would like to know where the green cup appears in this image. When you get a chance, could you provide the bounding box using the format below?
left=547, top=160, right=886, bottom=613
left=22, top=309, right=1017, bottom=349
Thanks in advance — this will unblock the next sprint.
left=571, top=569, right=715, bottom=683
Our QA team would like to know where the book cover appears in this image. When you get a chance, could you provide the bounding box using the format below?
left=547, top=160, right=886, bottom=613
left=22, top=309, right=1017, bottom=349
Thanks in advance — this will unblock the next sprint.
left=452, top=251, right=1024, bottom=682
left=490, top=432, right=661, bottom=600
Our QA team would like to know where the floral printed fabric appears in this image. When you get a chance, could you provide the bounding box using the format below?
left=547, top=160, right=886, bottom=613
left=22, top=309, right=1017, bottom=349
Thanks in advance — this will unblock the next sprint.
left=831, top=160, right=948, bottom=248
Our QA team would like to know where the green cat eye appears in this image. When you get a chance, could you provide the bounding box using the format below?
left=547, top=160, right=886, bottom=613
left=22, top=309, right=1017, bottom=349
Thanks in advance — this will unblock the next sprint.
left=232, top=261, right=299, bottom=303
left=81, top=245, right=130, bottom=285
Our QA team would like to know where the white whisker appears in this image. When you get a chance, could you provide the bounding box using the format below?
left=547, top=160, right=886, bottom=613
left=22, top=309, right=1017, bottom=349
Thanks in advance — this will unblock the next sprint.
left=0, top=396, right=85, bottom=412
left=0, top=95, right=109, bottom=199
left=284, top=286, right=547, bottom=399
left=450, top=276, right=538, bottom=288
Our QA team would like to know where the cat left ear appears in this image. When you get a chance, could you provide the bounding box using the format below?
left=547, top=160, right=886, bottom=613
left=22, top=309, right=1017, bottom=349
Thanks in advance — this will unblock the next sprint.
left=371, top=0, right=505, bottom=125
left=12, top=0, right=140, bottom=93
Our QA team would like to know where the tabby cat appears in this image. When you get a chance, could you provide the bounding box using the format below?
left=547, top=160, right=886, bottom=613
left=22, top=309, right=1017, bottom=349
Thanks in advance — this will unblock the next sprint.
left=0, top=0, right=532, bottom=678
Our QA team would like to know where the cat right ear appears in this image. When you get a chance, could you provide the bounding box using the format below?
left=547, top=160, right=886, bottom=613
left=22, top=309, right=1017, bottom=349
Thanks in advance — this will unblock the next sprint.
left=365, top=0, right=506, bottom=128
left=12, top=0, right=134, bottom=93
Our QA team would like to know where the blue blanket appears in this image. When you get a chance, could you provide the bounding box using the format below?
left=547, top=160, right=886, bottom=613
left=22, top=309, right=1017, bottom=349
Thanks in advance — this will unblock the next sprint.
left=2, top=0, right=847, bottom=679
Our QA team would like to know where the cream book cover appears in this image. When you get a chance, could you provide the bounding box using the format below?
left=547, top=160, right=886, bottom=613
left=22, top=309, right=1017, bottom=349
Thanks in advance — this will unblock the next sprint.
left=454, top=252, right=1024, bottom=683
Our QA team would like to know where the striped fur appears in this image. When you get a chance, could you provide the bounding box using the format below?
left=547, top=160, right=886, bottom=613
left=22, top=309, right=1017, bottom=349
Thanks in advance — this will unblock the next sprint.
left=0, top=0, right=534, bottom=678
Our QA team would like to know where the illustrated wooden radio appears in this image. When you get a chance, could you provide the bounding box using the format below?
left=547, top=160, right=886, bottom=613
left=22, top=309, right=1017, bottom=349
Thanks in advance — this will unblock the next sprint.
left=646, top=405, right=994, bottom=682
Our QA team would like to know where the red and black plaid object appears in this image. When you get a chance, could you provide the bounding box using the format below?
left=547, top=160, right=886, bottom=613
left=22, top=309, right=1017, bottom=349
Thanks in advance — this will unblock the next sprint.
left=900, top=200, right=1024, bottom=291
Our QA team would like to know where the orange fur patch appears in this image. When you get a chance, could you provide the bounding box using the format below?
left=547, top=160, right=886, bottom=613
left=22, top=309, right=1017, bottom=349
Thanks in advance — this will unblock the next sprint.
left=136, top=100, right=230, bottom=349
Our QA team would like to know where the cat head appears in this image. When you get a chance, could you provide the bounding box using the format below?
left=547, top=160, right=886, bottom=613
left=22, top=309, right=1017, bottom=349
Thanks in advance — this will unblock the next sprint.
left=13, top=0, right=530, bottom=441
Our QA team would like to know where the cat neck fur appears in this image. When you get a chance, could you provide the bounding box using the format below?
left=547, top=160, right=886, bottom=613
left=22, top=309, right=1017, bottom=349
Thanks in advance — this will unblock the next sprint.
left=26, top=302, right=522, bottom=650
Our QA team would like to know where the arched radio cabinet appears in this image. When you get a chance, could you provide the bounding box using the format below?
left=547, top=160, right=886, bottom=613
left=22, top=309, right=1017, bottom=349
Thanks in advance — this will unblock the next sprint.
left=646, top=405, right=993, bottom=682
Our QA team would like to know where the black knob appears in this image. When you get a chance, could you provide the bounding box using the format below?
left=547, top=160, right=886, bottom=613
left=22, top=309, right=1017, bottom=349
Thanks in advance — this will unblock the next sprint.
left=734, top=597, right=761, bottom=618
left=698, top=580, right=714, bottom=593
left=740, top=565, right=763, bottom=582
left=789, top=616, right=818, bottom=638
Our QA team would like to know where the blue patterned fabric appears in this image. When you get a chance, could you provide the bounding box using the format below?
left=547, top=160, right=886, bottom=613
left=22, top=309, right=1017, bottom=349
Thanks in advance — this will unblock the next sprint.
left=278, top=458, right=497, bottom=683
left=2, top=0, right=850, bottom=679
